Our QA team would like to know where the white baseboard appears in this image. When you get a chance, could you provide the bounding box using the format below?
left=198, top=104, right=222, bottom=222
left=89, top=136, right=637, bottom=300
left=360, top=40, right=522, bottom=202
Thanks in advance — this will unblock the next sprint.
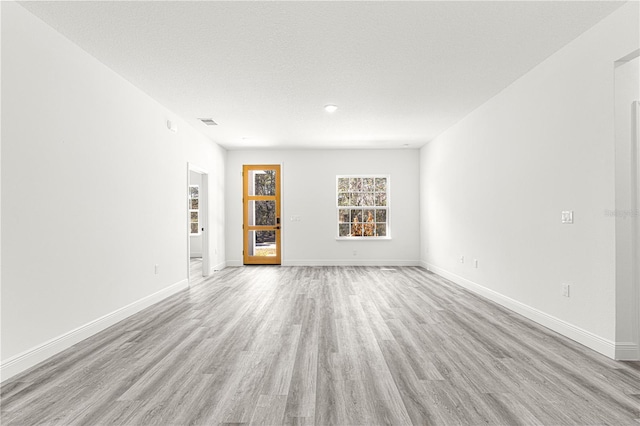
left=189, top=252, right=203, bottom=258
left=226, top=259, right=421, bottom=267
left=283, top=259, right=422, bottom=266
left=211, top=261, right=227, bottom=273
left=615, top=342, right=640, bottom=360
left=423, top=263, right=618, bottom=359
left=0, top=279, right=189, bottom=383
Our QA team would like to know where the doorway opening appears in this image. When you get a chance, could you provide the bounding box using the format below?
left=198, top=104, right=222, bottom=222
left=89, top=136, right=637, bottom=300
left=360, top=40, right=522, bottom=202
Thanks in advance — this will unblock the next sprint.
left=614, top=50, right=640, bottom=360
left=188, top=163, right=210, bottom=283
left=635, top=98, right=639, bottom=360
left=243, top=164, right=281, bottom=265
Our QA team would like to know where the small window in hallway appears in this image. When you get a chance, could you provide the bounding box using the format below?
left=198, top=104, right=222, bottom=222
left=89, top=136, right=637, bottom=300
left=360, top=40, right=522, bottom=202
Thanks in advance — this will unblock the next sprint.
left=189, top=185, right=200, bottom=235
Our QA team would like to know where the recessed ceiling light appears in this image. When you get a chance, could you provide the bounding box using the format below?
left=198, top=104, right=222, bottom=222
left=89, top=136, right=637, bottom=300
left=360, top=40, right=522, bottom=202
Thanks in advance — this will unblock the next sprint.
left=324, top=104, right=338, bottom=113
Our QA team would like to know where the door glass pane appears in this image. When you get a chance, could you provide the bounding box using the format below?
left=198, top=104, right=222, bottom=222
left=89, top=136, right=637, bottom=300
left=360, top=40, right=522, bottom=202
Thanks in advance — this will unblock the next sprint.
left=248, top=230, right=276, bottom=257
left=249, top=200, right=276, bottom=226
left=249, top=169, right=276, bottom=196
left=189, top=186, right=199, bottom=199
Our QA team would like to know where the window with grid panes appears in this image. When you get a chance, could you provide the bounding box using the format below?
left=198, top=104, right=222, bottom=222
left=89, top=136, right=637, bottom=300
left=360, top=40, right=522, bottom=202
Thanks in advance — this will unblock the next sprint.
left=189, top=185, right=200, bottom=235
left=336, top=175, right=390, bottom=239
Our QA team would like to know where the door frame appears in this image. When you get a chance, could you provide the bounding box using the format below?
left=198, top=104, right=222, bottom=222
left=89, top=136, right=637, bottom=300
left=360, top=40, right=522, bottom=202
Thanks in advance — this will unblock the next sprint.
left=614, top=50, right=640, bottom=360
left=634, top=100, right=640, bottom=359
left=243, top=164, right=282, bottom=265
left=187, top=163, right=210, bottom=281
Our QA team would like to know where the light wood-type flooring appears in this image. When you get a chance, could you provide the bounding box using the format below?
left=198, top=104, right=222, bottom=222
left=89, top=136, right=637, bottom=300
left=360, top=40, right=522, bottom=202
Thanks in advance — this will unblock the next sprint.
left=2, top=263, right=640, bottom=425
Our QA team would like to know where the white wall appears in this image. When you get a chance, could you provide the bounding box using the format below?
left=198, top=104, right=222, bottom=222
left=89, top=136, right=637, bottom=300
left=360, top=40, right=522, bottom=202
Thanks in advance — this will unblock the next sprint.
left=189, top=171, right=203, bottom=257
left=226, top=150, right=420, bottom=266
left=420, top=2, right=639, bottom=359
left=1, top=2, right=226, bottom=380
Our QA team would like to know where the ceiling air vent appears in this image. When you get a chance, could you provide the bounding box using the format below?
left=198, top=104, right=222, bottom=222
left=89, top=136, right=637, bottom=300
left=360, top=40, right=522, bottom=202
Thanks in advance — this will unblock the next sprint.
left=199, top=118, right=218, bottom=126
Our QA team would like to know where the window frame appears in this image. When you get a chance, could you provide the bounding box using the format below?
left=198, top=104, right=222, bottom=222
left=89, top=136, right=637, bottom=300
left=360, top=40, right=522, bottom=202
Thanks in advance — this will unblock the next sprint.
left=336, top=174, right=391, bottom=240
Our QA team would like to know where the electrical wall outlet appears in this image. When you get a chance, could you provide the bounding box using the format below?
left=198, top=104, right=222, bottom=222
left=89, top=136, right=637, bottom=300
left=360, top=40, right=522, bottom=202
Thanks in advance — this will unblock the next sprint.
left=562, top=283, right=570, bottom=297
left=353, top=250, right=357, bottom=256
left=561, top=211, right=574, bottom=224
left=460, top=255, right=465, bottom=263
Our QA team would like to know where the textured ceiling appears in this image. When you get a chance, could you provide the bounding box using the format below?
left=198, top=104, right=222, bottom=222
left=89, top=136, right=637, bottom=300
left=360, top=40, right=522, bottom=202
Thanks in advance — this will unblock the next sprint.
left=20, top=1, right=624, bottom=150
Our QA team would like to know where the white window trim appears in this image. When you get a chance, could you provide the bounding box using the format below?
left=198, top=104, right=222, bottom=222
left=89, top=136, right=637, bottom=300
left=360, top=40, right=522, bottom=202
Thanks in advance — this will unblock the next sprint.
left=336, top=174, right=391, bottom=240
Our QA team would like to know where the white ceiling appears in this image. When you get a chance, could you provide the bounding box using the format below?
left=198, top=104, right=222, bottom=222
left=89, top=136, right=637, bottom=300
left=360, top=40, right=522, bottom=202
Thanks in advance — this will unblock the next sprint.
left=20, top=1, right=624, bottom=150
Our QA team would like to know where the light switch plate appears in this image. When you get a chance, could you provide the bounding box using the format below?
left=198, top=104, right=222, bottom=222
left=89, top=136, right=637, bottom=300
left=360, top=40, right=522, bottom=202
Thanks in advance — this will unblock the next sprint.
left=561, top=211, right=573, bottom=224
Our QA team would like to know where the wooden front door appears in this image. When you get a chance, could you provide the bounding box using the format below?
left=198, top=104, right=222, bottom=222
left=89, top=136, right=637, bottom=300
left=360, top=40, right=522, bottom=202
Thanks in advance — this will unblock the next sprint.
left=243, top=165, right=281, bottom=265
